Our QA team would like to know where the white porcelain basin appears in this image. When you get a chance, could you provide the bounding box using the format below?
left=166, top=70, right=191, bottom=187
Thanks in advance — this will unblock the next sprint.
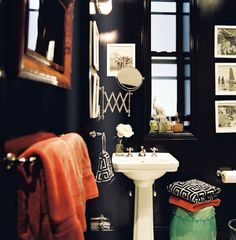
left=112, top=152, right=179, bottom=240
left=112, top=152, right=179, bottom=181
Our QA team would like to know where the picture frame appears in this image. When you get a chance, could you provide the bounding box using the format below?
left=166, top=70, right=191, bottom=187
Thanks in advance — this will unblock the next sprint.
left=89, top=69, right=100, bottom=119
left=215, top=63, right=236, bottom=95
left=107, top=43, right=135, bottom=76
left=93, top=21, right=99, bottom=71
left=6, top=0, right=74, bottom=89
left=89, top=21, right=93, bottom=67
left=214, top=25, right=236, bottom=58
left=215, top=100, right=236, bottom=133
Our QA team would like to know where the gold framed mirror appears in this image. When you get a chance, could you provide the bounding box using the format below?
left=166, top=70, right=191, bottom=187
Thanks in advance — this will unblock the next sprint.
left=6, top=0, right=74, bottom=89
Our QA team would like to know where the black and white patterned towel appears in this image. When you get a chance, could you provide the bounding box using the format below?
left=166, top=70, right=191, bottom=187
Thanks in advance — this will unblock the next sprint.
left=96, top=151, right=115, bottom=184
left=167, top=179, right=221, bottom=203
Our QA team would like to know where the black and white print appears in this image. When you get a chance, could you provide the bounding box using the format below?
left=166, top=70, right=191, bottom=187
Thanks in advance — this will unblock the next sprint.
left=215, top=63, right=236, bottom=95
left=215, top=25, right=236, bottom=58
left=215, top=100, right=236, bottom=133
left=107, top=43, right=135, bottom=76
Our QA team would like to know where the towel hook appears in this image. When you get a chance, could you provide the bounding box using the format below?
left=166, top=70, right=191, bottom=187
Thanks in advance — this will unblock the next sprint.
left=89, top=130, right=103, bottom=138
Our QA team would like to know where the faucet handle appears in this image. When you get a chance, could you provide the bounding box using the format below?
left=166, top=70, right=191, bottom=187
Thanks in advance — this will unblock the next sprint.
left=140, top=145, right=146, bottom=152
left=150, top=147, right=158, bottom=157
left=139, top=146, right=146, bottom=156
left=126, top=147, right=134, bottom=157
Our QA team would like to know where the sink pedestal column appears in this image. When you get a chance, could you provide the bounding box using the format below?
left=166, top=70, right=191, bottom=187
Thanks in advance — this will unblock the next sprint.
left=133, top=180, right=155, bottom=240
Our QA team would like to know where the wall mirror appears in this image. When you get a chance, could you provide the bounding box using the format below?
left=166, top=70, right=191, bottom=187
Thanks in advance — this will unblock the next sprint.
left=116, top=67, right=144, bottom=91
left=6, top=0, right=74, bottom=89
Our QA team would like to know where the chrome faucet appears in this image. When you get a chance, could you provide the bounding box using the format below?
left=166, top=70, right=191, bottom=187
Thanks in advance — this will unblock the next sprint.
left=150, top=147, right=158, bottom=157
left=126, top=147, right=134, bottom=157
left=139, top=146, right=146, bottom=157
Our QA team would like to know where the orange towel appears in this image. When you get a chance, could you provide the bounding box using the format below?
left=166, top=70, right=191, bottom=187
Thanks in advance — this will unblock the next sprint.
left=60, top=133, right=99, bottom=201
left=169, top=195, right=221, bottom=212
left=17, top=133, right=99, bottom=240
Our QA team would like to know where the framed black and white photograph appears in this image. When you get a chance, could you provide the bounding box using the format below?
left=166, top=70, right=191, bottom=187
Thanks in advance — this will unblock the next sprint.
left=215, top=100, right=236, bottom=133
left=93, top=21, right=99, bottom=71
left=215, top=63, right=236, bottom=95
left=107, top=43, right=135, bottom=76
left=215, top=25, right=236, bottom=58
left=89, top=21, right=93, bottom=67
left=89, top=69, right=100, bottom=119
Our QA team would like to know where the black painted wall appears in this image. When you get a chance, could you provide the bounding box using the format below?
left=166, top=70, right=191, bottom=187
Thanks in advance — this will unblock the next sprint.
left=1, top=0, right=236, bottom=240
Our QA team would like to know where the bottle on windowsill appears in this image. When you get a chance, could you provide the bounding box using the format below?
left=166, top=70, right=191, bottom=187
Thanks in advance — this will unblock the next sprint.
left=173, top=112, right=184, bottom=133
left=149, top=118, right=159, bottom=133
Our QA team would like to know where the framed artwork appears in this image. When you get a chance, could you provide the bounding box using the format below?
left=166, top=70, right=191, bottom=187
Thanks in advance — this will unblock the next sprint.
left=89, top=69, right=100, bottom=119
left=107, top=43, right=135, bottom=76
left=93, top=21, right=99, bottom=71
left=215, top=100, right=236, bottom=133
left=89, top=21, right=93, bottom=67
left=215, top=25, right=236, bottom=58
left=215, top=63, right=236, bottom=95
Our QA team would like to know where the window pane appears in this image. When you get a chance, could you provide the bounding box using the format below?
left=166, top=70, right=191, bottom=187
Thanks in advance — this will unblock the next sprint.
left=184, top=79, right=191, bottom=115
left=151, top=15, right=176, bottom=52
left=28, top=11, right=39, bottom=50
left=152, top=56, right=176, bottom=61
left=151, top=2, right=176, bottom=13
left=183, top=2, right=190, bottom=13
left=184, top=63, right=190, bottom=78
left=183, top=15, right=190, bottom=52
left=152, top=80, right=177, bottom=116
left=29, top=0, right=39, bottom=10
left=152, top=63, right=177, bottom=77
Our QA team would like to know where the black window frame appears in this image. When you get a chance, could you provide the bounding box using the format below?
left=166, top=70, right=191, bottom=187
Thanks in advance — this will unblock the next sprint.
left=142, top=0, right=197, bottom=138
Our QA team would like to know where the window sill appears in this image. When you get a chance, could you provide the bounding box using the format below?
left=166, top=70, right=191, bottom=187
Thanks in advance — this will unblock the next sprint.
left=144, top=131, right=197, bottom=141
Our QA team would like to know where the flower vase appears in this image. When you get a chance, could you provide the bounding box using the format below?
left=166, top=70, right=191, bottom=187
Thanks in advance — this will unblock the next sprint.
left=115, top=143, right=124, bottom=156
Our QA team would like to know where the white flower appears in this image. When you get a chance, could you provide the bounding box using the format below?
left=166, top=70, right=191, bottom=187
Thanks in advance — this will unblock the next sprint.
left=116, top=123, right=134, bottom=138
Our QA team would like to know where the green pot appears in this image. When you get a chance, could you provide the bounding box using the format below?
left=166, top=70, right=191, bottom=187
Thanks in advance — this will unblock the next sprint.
left=169, top=206, right=217, bottom=240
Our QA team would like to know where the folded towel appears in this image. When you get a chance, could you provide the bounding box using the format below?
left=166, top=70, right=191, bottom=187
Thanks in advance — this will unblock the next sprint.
left=169, top=195, right=221, bottom=212
left=167, top=179, right=221, bottom=203
left=17, top=133, right=98, bottom=240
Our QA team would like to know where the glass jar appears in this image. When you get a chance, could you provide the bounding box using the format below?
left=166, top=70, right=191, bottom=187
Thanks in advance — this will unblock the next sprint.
left=169, top=206, right=217, bottom=240
left=149, top=119, right=159, bottom=133
left=115, top=143, right=124, bottom=155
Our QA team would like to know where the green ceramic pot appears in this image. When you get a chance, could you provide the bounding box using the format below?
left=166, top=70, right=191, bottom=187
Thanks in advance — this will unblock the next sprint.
left=169, top=206, right=216, bottom=240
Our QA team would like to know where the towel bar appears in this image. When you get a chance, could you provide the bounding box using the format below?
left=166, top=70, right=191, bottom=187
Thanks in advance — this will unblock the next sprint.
left=3, top=152, right=37, bottom=169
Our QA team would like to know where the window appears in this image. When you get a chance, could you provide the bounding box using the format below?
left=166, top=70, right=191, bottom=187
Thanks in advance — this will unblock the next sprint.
left=28, top=0, right=40, bottom=51
left=151, top=0, right=191, bottom=126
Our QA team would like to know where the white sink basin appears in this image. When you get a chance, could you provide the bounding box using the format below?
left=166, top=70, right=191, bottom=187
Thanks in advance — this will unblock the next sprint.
left=112, top=151, right=179, bottom=240
left=112, top=152, right=179, bottom=181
